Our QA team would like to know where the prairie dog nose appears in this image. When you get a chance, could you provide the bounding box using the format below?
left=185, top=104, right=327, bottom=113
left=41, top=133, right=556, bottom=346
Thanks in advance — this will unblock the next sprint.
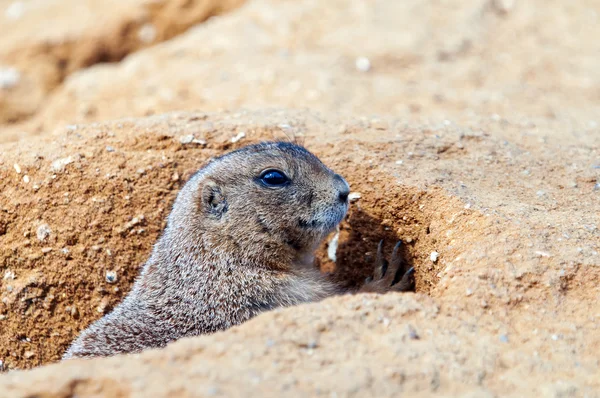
left=334, top=174, right=350, bottom=203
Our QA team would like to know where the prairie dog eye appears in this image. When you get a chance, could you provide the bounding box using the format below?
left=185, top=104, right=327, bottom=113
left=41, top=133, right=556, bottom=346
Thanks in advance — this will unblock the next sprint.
left=258, top=169, right=290, bottom=187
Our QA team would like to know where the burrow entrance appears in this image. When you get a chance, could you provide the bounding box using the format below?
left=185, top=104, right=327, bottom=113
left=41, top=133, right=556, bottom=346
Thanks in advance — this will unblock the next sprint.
left=316, top=175, right=481, bottom=296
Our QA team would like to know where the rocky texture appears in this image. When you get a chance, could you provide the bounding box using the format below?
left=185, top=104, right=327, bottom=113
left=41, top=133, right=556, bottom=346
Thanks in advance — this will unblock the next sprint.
left=0, top=0, right=599, bottom=396
left=0, top=0, right=244, bottom=125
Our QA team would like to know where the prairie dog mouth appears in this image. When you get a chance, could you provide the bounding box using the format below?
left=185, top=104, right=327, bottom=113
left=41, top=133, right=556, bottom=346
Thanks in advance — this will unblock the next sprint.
left=298, top=203, right=347, bottom=233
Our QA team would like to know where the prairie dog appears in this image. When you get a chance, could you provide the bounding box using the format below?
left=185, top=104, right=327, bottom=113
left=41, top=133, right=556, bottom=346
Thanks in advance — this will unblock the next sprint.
left=64, top=142, right=413, bottom=359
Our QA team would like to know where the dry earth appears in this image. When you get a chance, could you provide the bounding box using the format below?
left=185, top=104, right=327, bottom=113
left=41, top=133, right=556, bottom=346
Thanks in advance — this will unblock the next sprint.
left=0, top=0, right=244, bottom=125
left=0, top=0, right=599, bottom=397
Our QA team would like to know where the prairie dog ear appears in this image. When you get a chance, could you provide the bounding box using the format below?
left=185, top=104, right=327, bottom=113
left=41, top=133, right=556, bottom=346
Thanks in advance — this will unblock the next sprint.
left=201, top=180, right=228, bottom=218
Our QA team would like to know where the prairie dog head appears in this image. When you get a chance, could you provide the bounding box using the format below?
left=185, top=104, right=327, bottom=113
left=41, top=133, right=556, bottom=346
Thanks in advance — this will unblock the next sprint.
left=165, top=142, right=350, bottom=269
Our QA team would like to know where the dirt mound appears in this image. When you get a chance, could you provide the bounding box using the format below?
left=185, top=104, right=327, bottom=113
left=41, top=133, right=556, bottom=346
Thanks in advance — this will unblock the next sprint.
left=0, top=110, right=598, bottom=396
left=3, top=0, right=599, bottom=143
left=0, top=0, right=244, bottom=125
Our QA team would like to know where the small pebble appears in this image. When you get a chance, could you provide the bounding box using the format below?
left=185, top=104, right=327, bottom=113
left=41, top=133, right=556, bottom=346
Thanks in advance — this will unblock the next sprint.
left=24, top=351, right=35, bottom=359
left=4, top=2, right=25, bottom=20
left=179, top=135, right=207, bottom=145
left=0, top=67, right=20, bottom=89
left=355, top=57, right=371, bottom=72
left=492, top=0, right=515, bottom=14
left=106, top=146, right=115, bottom=152
left=22, top=175, right=30, bottom=183
left=36, top=224, right=51, bottom=241
left=499, top=334, right=509, bottom=343
left=138, top=23, right=157, bottom=43
left=41, top=247, right=52, bottom=254
left=13, top=163, right=21, bottom=174
left=465, top=288, right=473, bottom=296
left=51, top=156, right=74, bottom=172
left=407, top=324, right=419, bottom=340
left=105, top=270, right=118, bottom=284
left=0, top=314, right=6, bottom=321
left=179, top=135, right=194, bottom=144
left=97, top=298, right=109, bottom=313
left=430, top=251, right=439, bottom=263
left=231, top=132, right=246, bottom=143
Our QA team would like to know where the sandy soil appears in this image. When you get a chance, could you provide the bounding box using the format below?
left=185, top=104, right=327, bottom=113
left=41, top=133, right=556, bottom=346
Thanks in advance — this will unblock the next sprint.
left=0, top=0, right=599, bottom=396
left=0, top=0, right=244, bottom=125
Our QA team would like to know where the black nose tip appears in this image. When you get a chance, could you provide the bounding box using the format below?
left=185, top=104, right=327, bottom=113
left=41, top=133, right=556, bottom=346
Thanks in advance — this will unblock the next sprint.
left=333, top=173, right=350, bottom=203
left=338, top=189, right=349, bottom=203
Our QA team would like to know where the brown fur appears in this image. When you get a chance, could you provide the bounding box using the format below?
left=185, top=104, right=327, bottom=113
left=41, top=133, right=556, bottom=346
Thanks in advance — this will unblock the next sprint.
left=63, top=142, right=413, bottom=359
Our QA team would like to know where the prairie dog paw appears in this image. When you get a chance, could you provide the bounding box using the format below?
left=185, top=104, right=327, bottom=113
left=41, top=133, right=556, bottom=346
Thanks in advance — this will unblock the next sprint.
left=360, top=240, right=415, bottom=293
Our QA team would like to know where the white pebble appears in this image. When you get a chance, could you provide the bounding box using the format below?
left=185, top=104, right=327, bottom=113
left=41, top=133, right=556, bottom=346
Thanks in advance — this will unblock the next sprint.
left=4, top=2, right=24, bottom=19
left=13, top=163, right=21, bottom=174
left=348, top=192, right=362, bottom=202
left=0, top=67, right=20, bottom=89
left=395, top=160, right=403, bottom=165
left=465, top=288, right=473, bottom=296
left=36, top=224, right=51, bottom=242
left=231, top=132, right=246, bottom=143
left=51, top=156, right=74, bottom=172
left=430, top=251, right=439, bottom=262
left=22, top=175, right=30, bottom=183
left=355, top=57, right=371, bottom=72
left=179, top=135, right=194, bottom=144
left=138, top=23, right=157, bottom=43
left=105, top=270, right=118, bottom=284
left=179, top=135, right=206, bottom=145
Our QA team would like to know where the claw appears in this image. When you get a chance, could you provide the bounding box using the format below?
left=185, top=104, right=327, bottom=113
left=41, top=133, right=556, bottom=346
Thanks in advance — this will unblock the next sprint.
left=392, top=240, right=402, bottom=257
left=388, top=240, right=404, bottom=276
left=392, top=266, right=416, bottom=292
left=374, top=240, right=388, bottom=279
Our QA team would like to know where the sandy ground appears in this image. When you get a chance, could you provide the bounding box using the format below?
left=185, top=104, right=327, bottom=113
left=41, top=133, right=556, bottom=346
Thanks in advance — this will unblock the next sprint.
left=0, top=0, right=599, bottom=396
left=0, top=0, right=244, bottom=125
